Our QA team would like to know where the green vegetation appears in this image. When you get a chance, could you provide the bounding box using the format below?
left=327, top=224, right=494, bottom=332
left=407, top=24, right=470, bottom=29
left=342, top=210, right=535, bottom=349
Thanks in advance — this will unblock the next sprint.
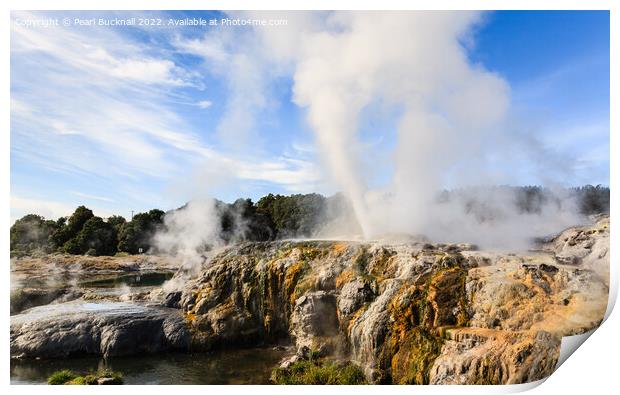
left=218, top=198, right=275, bottom=242
left=448, top=184, right=610, bottom=217
left=271, top=359, right=367, bottom=385
left=256, top=193, right=326, bottom=238
left=47, top=369, right=123, bottom=385
left=66, top=375, right=97, bottom=385
left=47, top=369, right=76, bottom=385
left=50, top=205, right=94, bottom=253
left=10, top=214, right=63, bottom=257
left=10, top=205, right=164, bottom=257
left=78, top=216, right=117, bottom=256
left=9, top=193, right=349, bottom=257
left=573, top=184, right=610, bottom=215
left=117, top=209, right=164, bottom=254
left=46, top=205, right=120, bottom=256
left=390, top=328, right=444, bottom=385
left=10, top=185, right=610, bottom=257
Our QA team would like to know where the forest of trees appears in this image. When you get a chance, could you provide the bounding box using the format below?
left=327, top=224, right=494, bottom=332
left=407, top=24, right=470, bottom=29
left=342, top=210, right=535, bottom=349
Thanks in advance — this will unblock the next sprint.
left=10, top=185, right=610, bottom=258
left=9, top=193, right=338, bottom=257
left=10, top=206, right=165, bottom=257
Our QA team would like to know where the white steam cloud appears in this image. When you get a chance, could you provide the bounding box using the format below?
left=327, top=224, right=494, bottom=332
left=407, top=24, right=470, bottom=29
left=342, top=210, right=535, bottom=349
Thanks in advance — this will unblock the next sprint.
left=241, top=11, right=581, bottom=247
left=153, top=199, right=223, bottom=275
left=164, top=11, right=585, bottom=255
left=290, top=12, right=509, bottom=239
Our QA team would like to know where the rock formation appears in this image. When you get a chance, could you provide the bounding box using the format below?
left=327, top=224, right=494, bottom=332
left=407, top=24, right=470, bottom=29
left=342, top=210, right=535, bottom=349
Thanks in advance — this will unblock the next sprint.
left=9, top=215, right=609, bottom=385
left=10, top=301, right=190, bottom=358
left=176, top=216, right=608, bottom=384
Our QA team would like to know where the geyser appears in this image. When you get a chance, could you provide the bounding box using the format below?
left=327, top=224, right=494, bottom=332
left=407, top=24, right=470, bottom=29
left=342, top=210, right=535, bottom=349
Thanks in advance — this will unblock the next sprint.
left=166, top=10, right=588, bottom=251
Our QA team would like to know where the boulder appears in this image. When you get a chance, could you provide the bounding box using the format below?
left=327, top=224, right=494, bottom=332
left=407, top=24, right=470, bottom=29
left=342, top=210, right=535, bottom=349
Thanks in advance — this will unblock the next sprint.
left=10, top=301, right=190, bottom=358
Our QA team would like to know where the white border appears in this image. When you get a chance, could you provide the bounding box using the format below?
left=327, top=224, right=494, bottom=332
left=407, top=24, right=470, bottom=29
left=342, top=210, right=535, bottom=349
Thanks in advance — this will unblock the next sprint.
left=2, top=1, right=616, bottom=394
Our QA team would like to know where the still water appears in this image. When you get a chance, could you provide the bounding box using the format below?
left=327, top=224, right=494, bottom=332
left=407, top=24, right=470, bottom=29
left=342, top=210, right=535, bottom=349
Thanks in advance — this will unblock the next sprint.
left=12, top=271, right=174, bottom=290
left=78, top=272, right=174, bottom=288
left=10, top=347, right=289, bottom=385
left=11, top=266, right=288, bottom=385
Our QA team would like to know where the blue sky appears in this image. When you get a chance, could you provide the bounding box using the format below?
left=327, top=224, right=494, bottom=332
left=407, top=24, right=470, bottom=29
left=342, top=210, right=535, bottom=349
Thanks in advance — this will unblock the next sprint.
left=10, top=10, right=609, bottom=222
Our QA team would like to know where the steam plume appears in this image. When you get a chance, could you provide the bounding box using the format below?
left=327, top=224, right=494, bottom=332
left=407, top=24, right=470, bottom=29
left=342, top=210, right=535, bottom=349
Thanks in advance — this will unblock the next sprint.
left=243, top=11, right=582, bottom=247
left=164, top=11, right=587, bottom=252
left=153, top=199, right=222, bottom=273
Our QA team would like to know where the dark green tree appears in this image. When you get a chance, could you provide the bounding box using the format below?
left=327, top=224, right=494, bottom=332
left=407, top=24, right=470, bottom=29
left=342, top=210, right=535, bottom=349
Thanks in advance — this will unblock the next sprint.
left=66, top=206, right=94, bottom=234
left=62, top=237, right=83, bottom=255
left=10, top=214, right=60, bottom=255
left=218, top=198, right=275, bottom=242
left=574, top=184, right=610, bottom=215
left=50, top=206, right=94, bottom=251
left=117, top=209, right=164, bottom=254
left=76, top=216, right=117, bottom=256
left=49, top=221, right=71, bottom=250
left=256, top=193, right=326, bottom=237
left=106, top=215, right=126, bottom=232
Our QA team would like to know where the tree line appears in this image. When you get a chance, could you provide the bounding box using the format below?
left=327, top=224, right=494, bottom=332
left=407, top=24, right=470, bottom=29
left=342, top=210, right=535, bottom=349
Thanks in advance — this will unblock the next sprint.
left=10, top=185, right=610, bottom=257
left=9, top=193, right=345, bottom=257
left=10, top=206, right=165, bottom=258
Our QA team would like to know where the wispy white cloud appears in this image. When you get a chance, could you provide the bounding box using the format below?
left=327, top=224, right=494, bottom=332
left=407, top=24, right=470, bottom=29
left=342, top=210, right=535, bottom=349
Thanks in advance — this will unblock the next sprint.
left=12, top=12, right=196, bottom=88
left=173, top=26, right=276, bottom=149
left=71, top=191, right=115, bottom=203
left=10, top=195, right=115, bottom=224
left=196, top=100, right=213, bottom=109
left=11, top=10, right=325, bottom=211
left=11, top=11, right=203, bottom=180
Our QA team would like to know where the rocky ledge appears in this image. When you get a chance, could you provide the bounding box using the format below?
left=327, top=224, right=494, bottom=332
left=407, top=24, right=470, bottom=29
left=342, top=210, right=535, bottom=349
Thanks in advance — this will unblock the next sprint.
left=10, top=301, right=190, bottom=358
left=175, top=215, right=608, bottom=384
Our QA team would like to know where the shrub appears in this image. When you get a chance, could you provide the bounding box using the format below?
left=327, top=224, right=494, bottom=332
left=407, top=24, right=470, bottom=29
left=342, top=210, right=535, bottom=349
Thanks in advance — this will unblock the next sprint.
left=47, top=370, right=75, bottom=385
left=66, top=376, right=87, bottom=385
left=47, top=369, right=123, bottom=385
left=272, top=359, right=367, bottom=385
left=338, top=363, right=368, bottom=384
left=10, top=249, right=26, bottom=258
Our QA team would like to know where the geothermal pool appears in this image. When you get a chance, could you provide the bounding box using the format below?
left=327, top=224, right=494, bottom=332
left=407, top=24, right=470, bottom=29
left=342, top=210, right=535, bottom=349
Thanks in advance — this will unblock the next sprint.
left=10, top=347, right=289, bottom=385
left=10, top=261, right=291, bottom=385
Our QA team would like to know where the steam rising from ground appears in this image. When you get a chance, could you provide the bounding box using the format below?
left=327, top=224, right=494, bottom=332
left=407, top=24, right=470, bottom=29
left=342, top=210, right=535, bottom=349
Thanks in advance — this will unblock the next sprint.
left=244, top=11, right=582, bottom=247
left=154, top=199, right=223, bottom=288
left=410, top=187, right=581, bottom=249
left=156, top=11, right=589, bottom=266
left=294, top=13, right=507, bottom=240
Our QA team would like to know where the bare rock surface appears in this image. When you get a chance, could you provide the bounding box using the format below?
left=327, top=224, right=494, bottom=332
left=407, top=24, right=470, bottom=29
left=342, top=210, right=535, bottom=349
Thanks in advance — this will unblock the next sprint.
left=543, top=214, right=610, bottom=282
left=175, top=216, right=608, bottom=384
left=10, top=301, right=190, bottom=358
left=429, top=328, right=560, bottom=384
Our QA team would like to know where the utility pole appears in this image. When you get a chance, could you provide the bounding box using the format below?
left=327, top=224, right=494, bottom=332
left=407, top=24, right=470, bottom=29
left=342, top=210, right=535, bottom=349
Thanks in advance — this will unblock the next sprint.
left=131, top=210, right=134, bottom=221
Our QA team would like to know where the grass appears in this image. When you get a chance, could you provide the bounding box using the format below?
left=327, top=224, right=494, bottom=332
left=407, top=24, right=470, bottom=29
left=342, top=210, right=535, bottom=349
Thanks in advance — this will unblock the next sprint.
left=272, top=359, right=367, bottom=385
left=47, top=370, right=75, bottom=385
left=66, top=375, right=97, bottom=385
left=47, top=369, right=123, bottom=385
